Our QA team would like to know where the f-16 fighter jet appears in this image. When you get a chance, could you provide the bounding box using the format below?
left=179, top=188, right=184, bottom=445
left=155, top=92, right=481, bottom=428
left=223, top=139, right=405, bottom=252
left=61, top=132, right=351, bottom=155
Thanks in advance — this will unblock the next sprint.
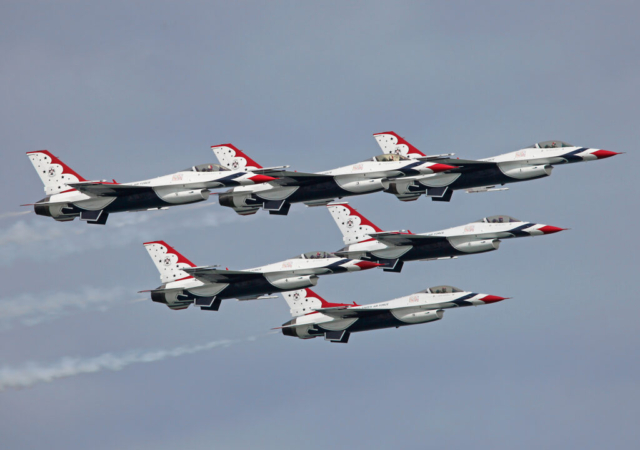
left=327, top=202, right=566, bottom=272
left=211, top=143, right=457, bottom=216
left=24, top=150, right=277, bottom=225
left=373, top=131, right=622, bottom=202
left=277, top=286, right=508, bottom=343
left=141, top=240, right=382, bottom=311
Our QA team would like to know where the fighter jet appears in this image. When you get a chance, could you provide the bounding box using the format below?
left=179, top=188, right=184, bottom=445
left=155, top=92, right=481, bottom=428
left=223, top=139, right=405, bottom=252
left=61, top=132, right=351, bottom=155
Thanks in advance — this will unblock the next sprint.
left=328, top=202, right=566, bottom=272
left=373, top=131, right=622, bottom=202
left=277, top=286, right=509, bottom=343
left=24, top=150, right=277, bottom=225
left=212, top=143, right=457, bottom=216
left=141, top=240, right=382, bottom=311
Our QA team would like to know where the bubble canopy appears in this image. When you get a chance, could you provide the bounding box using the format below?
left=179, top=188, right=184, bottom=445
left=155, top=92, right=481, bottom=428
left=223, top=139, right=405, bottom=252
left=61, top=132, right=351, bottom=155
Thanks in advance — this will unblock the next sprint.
left=421, top=285, right=464, bottom=294
left=526, top=140, right=574, bottom=149
left=475, top=215, right=521, bottom=224
left=372, top=154, right=410, bottom=162
left=292, top=251, right=336, bottom=259
left=183, top=163, right=230, bottom=172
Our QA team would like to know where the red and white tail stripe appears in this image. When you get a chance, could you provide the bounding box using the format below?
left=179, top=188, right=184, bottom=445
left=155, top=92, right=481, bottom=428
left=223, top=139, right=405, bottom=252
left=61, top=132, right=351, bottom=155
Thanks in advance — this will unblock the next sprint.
left=211, top=143, right=263, bottom=171
left=26, top=150, right=87, bottom=195
left=373, top=131, right=426, bottom=158
left=283, top=288, right=354, bottom=317
left=143, top=241, right=196, bottom=284
left=327, top=202, right=383, bottom=245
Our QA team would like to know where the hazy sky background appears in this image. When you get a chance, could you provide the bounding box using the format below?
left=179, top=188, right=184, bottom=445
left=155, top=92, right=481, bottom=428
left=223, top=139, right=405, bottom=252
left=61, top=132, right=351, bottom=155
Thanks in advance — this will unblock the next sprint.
left=1, top=1, right=638, bottom=449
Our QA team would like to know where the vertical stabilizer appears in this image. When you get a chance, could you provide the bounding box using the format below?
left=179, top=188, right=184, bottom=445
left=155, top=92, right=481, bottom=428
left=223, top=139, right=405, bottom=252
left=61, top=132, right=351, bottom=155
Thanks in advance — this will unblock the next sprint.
left=373, top=131, right=426, bottom=158
left=211, top=144, right=263, bottom=171
left=283, top=288, right=353, bottom=317
left=26, top=150, right=87, bottom=195
left=143, top=241, right=196, bottom=284
left=327, top=202, right=383, bottom=245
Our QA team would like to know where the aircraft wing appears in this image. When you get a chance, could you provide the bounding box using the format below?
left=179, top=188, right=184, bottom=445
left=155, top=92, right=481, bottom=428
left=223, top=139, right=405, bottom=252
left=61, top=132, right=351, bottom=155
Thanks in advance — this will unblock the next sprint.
left=270, top=171, right=335, bottom=187
left=367, top=232, right=448, bottom=247
left=68, top=182, right=155, bottom=197
left=431, top=158, right=498, bottom=173
left=182, top=266, right=266, bottom=284
left=313, top=306, right=385, bottom=319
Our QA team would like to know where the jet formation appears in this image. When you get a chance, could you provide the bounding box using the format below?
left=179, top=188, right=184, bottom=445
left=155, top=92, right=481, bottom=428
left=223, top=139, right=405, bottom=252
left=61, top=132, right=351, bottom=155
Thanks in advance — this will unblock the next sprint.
left=22, top=134, right=620, bottom=343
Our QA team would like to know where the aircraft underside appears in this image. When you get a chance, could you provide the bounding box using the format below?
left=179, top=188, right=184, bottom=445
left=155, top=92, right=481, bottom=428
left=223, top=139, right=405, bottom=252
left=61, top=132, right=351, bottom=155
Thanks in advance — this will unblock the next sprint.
left=152, top=277, right=299, bottom=311
left=37, top=190, right=205, bottom=224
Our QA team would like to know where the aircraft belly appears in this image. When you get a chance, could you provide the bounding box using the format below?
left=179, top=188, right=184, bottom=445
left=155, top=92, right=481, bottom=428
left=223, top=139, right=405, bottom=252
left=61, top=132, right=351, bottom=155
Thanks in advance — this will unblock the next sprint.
left=100, top=191, right=170, bottom=213
left=336, top=311, right=407, bottom=333
left=402, top=241, right=460, bottom=260
left=285, top=182, right=348, bottom=203
left=449, top=168, right=512, bottom=190
left=216, top=277, right=283, bottom=299
left=371, top=246, right=412, bottom=259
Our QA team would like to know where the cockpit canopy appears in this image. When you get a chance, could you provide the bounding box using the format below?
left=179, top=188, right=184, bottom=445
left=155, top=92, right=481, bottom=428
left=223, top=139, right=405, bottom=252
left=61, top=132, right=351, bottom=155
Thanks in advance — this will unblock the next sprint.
left=475, top=215, right=521, bottom=224
left=184, top=163, right=230, bottom=172
left=293, top=251, right=335, bottom=259
left=526, top=140, right=574, bottom=149
left=372, top=154, right=410, bottom=162
left=422, top=285, right=464, bottom=294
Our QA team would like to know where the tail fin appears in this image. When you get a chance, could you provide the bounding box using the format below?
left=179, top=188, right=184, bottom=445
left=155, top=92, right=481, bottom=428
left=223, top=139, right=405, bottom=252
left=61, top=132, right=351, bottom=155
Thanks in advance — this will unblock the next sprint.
left=283, top=288, right=354, bottom=317
left=211, top=144, right=263, bottom=171
left=327, top=202, right=383, bottom=245
left=143, top=241, right=196, bottom=283
left=373, top=132, right=426, bottom=158
left=26, top=150, right=87, bottom=195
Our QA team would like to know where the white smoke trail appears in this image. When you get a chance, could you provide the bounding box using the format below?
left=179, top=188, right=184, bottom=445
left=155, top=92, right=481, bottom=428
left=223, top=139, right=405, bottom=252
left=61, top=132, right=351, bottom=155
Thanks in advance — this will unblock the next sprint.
left=0, top=335, right=260, bottom=391
left=0, top=286, right=139, bottom=331
left=0, top=210, right=31, bottom=220
left=0, top=208, right=242, bottom=265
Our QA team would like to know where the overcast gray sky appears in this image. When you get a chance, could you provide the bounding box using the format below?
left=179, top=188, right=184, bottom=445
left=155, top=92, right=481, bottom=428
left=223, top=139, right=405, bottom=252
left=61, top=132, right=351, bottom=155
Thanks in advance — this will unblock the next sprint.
left=1, top=1, right=639, bottom=449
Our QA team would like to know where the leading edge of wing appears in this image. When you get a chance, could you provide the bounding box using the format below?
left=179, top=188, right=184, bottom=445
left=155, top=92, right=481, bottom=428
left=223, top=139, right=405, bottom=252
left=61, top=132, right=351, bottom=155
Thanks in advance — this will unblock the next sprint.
left=67, top=182, right=154, bottom=197
left=367, top=232, right=448, bottom=247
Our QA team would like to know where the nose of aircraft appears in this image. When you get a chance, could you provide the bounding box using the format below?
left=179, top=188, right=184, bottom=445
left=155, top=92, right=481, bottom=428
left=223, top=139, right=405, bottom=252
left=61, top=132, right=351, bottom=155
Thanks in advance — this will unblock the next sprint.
left=537, top=225, right=567, bottom=235
left=352, top=261, right=385, bottom=271
left=429, top=163, right=458, bottom=173
left=591, top=150, right=621, bottom=160
left=480, top=295, right=509, bottom=304
left=249, top=174, right=278, bottom=183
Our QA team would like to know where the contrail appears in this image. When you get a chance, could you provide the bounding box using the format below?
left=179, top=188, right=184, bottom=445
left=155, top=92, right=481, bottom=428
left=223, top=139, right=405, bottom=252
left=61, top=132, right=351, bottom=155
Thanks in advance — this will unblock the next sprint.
left=0, top=210, right=31, bottom=220
left=0, top=286, right=136, bottom=330
left=0, top=335, right=262, bottom=391
left=0, top=210, right=243, bottom=265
